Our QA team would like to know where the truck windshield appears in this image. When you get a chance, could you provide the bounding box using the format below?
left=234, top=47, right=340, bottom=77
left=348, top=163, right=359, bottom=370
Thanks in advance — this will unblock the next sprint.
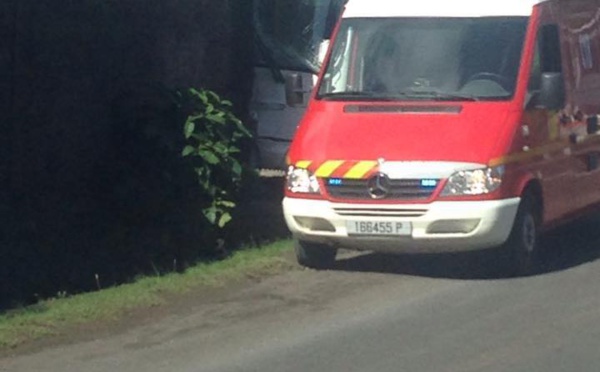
left=317, top=17, right=529, bottom=101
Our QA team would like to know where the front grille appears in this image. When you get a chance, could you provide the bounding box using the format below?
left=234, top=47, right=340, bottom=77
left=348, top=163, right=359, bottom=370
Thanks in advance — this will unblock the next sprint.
left=325, top=178, right=436, bottom=201
left=334, top=207, right=428, bottom=218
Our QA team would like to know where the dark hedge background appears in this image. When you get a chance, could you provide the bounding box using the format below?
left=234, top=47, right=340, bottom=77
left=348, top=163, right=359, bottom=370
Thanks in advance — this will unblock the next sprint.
left=0, top=0, right=273, bottom=308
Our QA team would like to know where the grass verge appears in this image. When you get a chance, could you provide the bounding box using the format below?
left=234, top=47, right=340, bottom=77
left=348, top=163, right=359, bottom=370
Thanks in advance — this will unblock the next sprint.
left=0, top=240, right=294, bottom=350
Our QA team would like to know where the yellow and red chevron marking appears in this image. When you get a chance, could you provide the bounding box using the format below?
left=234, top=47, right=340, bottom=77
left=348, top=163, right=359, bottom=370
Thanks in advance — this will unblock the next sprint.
left=295, top=160, right=379, bottom=179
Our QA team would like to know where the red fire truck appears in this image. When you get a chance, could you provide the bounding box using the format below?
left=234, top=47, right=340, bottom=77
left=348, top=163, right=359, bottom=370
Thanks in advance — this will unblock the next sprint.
left=283, top=0, right=600, bottom=275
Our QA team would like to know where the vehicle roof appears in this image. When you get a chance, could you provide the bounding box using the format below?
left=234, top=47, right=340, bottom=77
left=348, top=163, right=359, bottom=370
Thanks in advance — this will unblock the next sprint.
left=343, top=0, right=546, bottom=18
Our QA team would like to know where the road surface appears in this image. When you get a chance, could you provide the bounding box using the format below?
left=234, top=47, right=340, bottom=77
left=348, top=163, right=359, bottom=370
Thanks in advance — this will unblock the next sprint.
left=2, top=216, right=600, bottom=372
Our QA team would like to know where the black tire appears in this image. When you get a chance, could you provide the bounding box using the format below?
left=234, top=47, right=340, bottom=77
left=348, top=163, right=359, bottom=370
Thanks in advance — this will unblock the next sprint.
left=294, top=240, right=337, bottom=269
left=503, top=192, right=541, bottom=277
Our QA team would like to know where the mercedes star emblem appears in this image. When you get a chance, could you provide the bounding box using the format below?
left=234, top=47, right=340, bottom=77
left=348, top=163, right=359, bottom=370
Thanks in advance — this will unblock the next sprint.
left=367, top=173, right=391, bottom=199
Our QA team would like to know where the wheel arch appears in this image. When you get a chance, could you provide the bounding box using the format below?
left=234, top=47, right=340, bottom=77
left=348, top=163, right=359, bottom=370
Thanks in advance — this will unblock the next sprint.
left=519, top=178, right=544, bottom=223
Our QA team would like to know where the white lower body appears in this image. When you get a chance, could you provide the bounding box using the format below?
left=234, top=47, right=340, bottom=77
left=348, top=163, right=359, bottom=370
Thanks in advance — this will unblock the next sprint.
left=282, top=197, right=521, bottom=254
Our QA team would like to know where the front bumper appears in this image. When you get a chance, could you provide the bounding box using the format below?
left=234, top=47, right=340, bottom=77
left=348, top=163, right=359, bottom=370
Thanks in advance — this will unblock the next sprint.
left=282, top=197, right=521, bottom=254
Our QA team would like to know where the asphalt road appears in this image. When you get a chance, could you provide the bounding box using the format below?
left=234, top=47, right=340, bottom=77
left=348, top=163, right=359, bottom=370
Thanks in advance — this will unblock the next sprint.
left=3, top=216, right=600, bottom=372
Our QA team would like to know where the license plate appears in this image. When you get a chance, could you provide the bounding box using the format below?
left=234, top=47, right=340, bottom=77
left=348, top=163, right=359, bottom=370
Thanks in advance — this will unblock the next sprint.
left=346, top=221, right=412, bottom=236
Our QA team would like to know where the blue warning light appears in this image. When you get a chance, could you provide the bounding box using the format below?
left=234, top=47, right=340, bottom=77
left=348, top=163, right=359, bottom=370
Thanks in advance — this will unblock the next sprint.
left=420, top=179, right=438, bottom=188
left=328, top=178, right=343, bottom=186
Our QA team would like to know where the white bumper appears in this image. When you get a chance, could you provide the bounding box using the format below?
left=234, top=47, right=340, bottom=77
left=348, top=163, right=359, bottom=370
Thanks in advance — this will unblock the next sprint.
left=282, top=197, right=521, bottom=253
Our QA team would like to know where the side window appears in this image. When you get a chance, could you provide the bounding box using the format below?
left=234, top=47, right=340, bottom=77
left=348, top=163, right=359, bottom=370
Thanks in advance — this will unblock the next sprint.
left=529, top=24, right=562, bottom=91
left=540, top=25, right=562, bottom=73
left=579, top=34, right=594, bottom=70
left=529, top=42, right=542, bottom=90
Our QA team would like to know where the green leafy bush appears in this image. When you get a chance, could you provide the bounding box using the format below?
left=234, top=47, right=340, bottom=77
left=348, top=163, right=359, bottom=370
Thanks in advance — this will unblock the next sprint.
left=181, top=88, right=252, bottom=228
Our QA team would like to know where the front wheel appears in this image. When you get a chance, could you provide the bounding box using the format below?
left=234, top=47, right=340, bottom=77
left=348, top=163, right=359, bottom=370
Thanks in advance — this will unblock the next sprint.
left=503, top=193, right=541, bottom=277
left=294, top=240, right=337, bottom=269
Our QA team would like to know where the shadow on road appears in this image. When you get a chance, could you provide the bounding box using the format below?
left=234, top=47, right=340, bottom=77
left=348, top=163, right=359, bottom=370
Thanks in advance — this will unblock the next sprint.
left=330, top=214, right=600, bottom=280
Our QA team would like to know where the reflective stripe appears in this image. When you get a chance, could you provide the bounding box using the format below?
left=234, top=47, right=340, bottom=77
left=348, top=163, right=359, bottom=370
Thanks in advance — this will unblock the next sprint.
left=296, top=160, right=312, bottom=169
left=295, top=160, right=378, bottom=179
left=489, top=141, right=567, bottom=167
left=344, top=161, right=378, bottom=179
left=315, top=160, right=345, bottom=178
left=295, top=159, right=482, bottom=179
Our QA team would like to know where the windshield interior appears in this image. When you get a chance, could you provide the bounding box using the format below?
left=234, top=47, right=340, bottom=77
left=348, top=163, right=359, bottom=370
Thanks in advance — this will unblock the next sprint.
left=318, top=17, right=529, bottom=101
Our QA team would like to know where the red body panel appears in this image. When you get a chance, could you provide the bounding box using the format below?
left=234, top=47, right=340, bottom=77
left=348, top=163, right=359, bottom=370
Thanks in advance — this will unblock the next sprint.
left=290, top=101, right=517, bottom=165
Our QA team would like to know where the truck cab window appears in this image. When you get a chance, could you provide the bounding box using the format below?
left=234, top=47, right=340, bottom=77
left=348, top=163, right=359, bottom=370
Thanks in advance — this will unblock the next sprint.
left=529, top=24, right=562, bottom=91
left=540, top=25, right=563, bottom=73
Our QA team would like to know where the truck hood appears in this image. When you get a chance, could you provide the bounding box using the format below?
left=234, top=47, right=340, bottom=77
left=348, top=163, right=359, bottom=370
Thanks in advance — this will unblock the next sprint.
left=288, top=101, right=514, bottom=166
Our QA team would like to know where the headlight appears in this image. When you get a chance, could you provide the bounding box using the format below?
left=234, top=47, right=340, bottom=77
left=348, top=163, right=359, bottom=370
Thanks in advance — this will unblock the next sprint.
left=441, top=166, right=504, bottom=196
left=286, top=166, right=321, bottom=194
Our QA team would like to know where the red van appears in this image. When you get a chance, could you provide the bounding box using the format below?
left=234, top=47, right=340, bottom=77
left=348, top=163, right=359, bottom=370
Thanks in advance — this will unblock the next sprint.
left=282, top=0, right=600, bottom=275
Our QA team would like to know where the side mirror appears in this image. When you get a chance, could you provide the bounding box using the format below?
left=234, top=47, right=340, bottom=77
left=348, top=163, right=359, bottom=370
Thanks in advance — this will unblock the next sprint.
left=538, top=72, right=565, bottom=110
left=285, top=72, right=311, bottom=107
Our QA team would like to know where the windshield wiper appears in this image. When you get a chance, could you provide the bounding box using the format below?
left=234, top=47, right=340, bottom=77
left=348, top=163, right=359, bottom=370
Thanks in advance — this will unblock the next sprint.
left=400, top=90, right=480, bottom=102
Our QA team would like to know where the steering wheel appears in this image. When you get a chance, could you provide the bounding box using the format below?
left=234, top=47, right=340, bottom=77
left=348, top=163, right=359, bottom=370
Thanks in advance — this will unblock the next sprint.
left=464, top=72, right=510, bottom=89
